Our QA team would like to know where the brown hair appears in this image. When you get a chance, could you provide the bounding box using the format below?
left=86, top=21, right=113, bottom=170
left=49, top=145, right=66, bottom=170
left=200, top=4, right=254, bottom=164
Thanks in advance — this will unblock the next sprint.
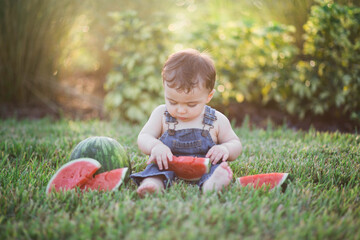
left=162, top=49, right=216, bottom=93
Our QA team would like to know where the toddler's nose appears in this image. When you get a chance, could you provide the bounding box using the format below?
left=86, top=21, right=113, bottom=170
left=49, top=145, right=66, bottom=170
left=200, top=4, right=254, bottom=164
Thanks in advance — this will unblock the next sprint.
left=177, top=105, right=187, bottom=114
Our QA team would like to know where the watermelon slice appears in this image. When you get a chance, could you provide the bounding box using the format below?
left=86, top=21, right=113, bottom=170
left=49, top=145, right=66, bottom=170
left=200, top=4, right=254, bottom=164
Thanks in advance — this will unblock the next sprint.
left=46, top=158, right=101, bottom=194
left=236, top=173, right=289, bottom=190
left=81, top=168, right=129, bottom=192
left=167, top=156, right=211, bottom=181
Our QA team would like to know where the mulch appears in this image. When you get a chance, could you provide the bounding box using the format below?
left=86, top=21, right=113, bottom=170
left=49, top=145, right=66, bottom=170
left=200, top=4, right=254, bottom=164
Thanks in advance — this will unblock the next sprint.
left=221, top=102, right=359, bottom=133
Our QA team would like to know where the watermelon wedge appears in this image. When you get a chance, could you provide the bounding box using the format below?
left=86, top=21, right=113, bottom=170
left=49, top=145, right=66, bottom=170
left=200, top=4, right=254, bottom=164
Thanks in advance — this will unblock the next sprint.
left=81, top=168, right=129, bottom=192
left=46, top=158, right=101, bottom=194
left=167, top=156, right=211, bottom=181
left=236, top=173, right=289, bottom=190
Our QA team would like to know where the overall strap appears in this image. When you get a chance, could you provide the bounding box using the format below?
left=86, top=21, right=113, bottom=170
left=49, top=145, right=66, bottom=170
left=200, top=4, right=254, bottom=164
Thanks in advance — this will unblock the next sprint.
left=164, top=110, right=178, bottom=136
left=202, top=106, right=217, bottom=137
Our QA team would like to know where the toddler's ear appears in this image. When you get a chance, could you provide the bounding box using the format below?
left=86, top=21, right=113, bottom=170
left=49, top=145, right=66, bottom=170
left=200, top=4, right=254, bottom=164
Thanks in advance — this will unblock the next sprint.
left=206, top=89, right=215, bottom=103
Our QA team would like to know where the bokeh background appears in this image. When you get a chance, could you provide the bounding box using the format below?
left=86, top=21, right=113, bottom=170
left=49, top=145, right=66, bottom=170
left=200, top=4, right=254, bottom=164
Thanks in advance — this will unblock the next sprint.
left=0, top=0, right=359, bottom=132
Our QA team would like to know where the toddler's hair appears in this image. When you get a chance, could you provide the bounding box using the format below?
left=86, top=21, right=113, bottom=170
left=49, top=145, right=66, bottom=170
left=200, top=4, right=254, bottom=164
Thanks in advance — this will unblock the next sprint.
left=162, top=49, right=216, bottom=93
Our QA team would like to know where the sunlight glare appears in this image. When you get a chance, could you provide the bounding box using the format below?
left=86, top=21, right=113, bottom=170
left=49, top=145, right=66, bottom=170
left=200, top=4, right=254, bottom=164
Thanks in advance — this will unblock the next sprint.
left=217, top=85, right=225, bottom=92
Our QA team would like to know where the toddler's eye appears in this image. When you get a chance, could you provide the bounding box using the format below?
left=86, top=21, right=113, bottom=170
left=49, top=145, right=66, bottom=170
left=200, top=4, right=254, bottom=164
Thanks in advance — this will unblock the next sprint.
left=188, top=104, right=197, bottom=107
left=169, top=101, right=177, bottom=105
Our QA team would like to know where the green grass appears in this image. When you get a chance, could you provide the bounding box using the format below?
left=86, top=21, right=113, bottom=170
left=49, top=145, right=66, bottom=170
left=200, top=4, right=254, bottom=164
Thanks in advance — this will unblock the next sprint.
left=0, top=118, right=359, bottom=239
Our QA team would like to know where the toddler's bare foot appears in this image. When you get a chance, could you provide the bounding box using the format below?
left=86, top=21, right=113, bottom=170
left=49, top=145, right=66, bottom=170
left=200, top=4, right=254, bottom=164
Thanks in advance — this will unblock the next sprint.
left=202, top=162, right=233, bottom=193
left=137, top=176, right=165, bottom=198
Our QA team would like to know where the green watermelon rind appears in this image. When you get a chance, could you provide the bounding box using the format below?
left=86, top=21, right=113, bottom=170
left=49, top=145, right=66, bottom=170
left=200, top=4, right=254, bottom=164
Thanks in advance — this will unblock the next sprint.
left=111, top=167, right=128, bottom=191
left=204, top=158, right=211, bottom=174
left=70, top=136, right=131, bottom=175
left=46, top=158, right=101, bottom=194
left=236, top=173, right=289, bottom=190
left=277, top=173, right=289, bottom=187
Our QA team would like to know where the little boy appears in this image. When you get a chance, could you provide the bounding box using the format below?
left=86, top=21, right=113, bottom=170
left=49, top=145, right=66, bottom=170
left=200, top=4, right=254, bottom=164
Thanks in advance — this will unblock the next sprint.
left=130, top=48, right=242, bottom=197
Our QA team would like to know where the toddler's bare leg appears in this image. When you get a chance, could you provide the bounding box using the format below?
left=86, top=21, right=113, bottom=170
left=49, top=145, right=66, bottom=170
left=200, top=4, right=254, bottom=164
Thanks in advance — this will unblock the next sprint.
left=137, top=176, right=165, bottom=198
left=202, top=162, right=233, bottom=193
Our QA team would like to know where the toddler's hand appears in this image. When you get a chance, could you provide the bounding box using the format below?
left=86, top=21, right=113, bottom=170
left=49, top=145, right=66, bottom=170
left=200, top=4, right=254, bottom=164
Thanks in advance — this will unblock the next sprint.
left=206, top=145, right=229, bottom=165
left=147, top=143, right=173, bottom=170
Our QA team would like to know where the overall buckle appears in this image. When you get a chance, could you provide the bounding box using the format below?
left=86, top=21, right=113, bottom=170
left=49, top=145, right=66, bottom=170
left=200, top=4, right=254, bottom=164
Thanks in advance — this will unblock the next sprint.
left=167, top=121, right=178, bottom=136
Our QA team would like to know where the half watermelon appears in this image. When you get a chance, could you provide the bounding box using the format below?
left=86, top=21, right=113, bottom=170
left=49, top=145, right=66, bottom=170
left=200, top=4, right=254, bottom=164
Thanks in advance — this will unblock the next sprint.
left=81, top=168, right=129, bottom=192
left=46, top=158, right=101, bottom=194
left=236, top=173, right=289, bottom=190
left=69, top=136, right=131, bottom=175
left=167, top=156, right=211, bottom=181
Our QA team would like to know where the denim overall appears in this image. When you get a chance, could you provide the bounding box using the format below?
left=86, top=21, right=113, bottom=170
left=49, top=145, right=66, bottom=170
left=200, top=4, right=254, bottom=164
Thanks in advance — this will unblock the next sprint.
left=130, top=105, right=220, bottom=188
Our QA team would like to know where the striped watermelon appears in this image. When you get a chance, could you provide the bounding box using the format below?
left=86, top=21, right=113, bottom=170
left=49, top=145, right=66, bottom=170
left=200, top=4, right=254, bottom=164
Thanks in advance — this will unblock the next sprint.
left=81, top=168, right=129, bottom=192
left=237, top=173, right=289, bottom=190
left=70, top=136, right=131, bottom=174
left=46, top=158, right=101, bottom=194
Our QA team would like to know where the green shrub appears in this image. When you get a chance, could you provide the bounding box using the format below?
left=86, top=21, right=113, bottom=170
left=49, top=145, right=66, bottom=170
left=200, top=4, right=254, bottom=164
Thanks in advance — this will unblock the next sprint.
left=188, top=1, right=360, bottom=121
left=242, top=0, right=315, bottom=49
left=187, top=21, right=298, bottom=107
left=104, top=11, right=171, bottom=123
left=288, top=1, right=360, bottom=119
left=59, top=0, right=176, bottom=76
left=103, top=1, right=360, bottom=123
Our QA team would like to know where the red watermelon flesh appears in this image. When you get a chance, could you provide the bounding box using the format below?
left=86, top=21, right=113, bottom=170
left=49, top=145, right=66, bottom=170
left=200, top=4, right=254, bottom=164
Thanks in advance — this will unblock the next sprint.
left=46, top=158, right=101, bottom=194
left=237, top=173, right=289, bottom=190
left=81, top=168, right=129, bottom=192
left=167, top=156, right=211, bottom=181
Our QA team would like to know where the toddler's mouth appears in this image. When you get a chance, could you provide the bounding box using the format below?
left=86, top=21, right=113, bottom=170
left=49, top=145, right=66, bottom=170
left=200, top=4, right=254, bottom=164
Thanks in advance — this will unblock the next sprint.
left=177, top=117, right=188, bottom=121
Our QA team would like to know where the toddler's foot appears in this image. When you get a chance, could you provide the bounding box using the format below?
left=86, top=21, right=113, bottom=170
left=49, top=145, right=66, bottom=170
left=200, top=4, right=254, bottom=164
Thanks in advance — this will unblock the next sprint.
left=137, top=176, right=165, bottom=198
left=202, top=162, right=233, bottom=193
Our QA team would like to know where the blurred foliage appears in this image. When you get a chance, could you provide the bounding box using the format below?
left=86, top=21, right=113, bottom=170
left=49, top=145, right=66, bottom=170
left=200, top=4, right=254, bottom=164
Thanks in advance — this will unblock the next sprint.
left=104, top=0, right=360, bottom=123
left=237, top=0, right=358, bottom=50
left=104, top=11, right=171, bottom=123
left=290, top=0, right=360, bottom=119
left=59, top=0, right=175, bottom=76
left=0, top=0, right=82, bottom=105
left=241, top=0, right=315, bottom=50
left=187, top=21, right=298, bottom=107
left=1, top=0, right=359, bottom=123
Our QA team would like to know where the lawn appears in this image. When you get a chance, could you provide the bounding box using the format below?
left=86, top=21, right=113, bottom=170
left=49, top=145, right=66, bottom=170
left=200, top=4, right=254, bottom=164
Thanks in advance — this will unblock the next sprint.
left=0, top=118, right=359, bottom=239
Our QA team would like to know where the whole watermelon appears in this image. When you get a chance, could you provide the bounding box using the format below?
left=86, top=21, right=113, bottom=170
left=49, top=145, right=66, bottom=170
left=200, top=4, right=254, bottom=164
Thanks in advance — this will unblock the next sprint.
left=70, top=136, right=131, bottom=174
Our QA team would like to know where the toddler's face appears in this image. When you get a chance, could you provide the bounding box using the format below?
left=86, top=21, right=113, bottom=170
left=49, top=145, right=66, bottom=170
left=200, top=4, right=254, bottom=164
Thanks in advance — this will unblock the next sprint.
left=164, top=83, right=214, bottom=122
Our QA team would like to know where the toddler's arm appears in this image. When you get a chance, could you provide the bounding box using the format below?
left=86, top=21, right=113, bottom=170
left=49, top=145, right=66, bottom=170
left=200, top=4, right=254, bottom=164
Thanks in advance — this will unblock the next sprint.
left=137, top=105, right=173, bottom=170
left=206, top=111, right=242, bottom=164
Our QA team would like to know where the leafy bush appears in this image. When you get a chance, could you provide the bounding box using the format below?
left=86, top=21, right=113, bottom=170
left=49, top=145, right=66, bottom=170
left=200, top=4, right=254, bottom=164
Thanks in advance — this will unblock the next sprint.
left=59, top=0, right=176, bottom=76
left=187, top=1, right=360, bottom=121
left=242, top=0, right=315, bottom=49
left=103, top=1, right=360, bottom=123
left=287, top=1, right=360, bottom=119
left=187, top=21, right=298, bottom=107
left=104, top=11, right=171, bottom=123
